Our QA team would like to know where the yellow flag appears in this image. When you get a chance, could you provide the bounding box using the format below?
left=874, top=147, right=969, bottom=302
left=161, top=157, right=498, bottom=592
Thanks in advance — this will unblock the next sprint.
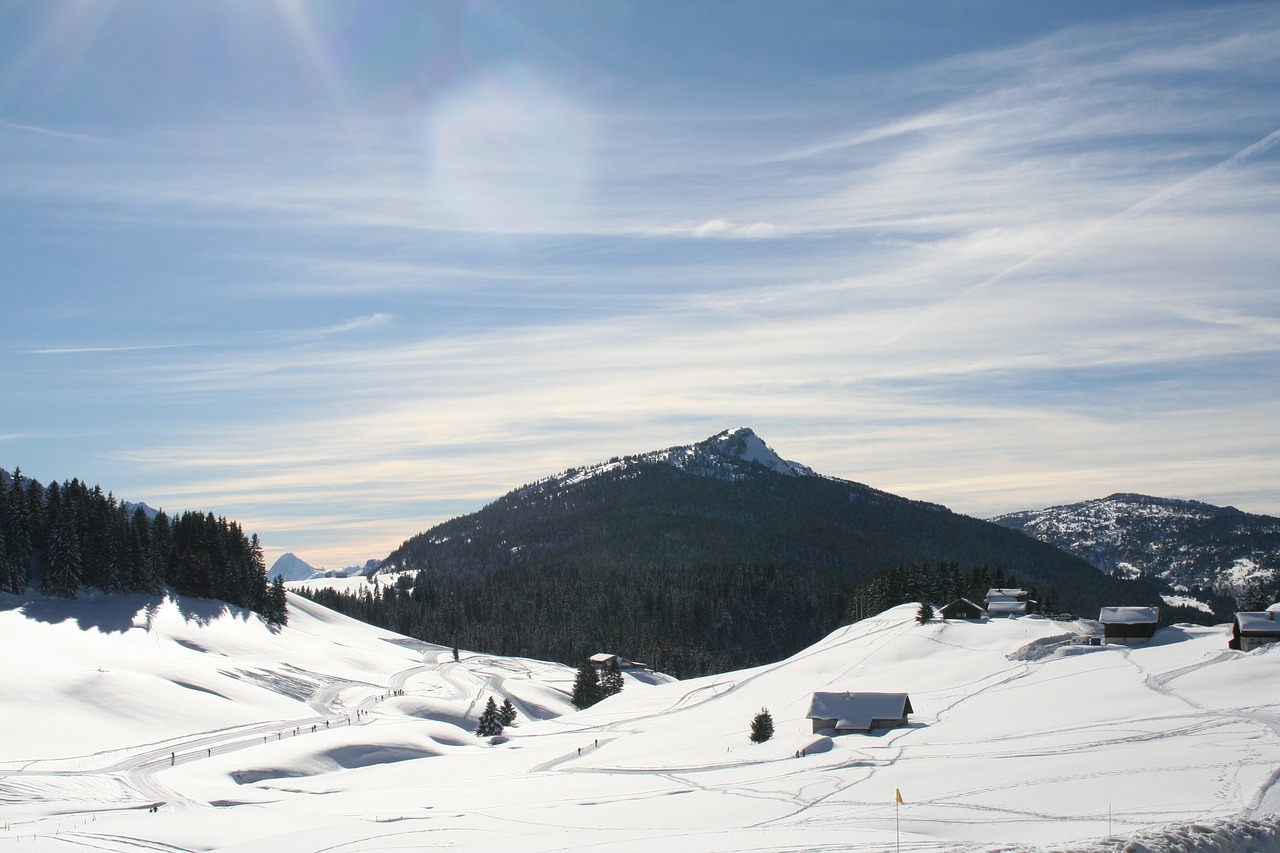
left=895, top=788, right=904, bottom=804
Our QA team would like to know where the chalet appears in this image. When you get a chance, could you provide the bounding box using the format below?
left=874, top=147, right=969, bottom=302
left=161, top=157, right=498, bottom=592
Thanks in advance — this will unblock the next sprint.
left=1098, top=606, right=1159, bottom=644
left=807, top=692, right=913, bottom=735
left=589, top=653, right=647, bottom=671
left=986, top=588, right=1032, bottom=618
left=1229, top=610, right=1280, bottom=652
left=939, top=598, right=986, bottom=620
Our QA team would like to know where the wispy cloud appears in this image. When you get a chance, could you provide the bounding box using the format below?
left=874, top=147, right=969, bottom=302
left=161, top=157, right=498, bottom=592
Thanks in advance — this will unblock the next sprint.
left=4, top=4, right=1279, bottom=566
left=0, top=118, right=111, bottom=144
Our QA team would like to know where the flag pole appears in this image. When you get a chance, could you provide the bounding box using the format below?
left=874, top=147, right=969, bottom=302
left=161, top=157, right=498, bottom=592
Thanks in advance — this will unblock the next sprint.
left=895, top=788, right=903, bottom=853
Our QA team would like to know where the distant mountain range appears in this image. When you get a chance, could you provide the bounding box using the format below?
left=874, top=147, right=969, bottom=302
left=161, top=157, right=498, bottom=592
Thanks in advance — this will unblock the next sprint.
left=269, top=552, right=381, bottom=583
left=992, top=493, right=1280, bottom=616
left=381, top=428, right=1153, bottom=618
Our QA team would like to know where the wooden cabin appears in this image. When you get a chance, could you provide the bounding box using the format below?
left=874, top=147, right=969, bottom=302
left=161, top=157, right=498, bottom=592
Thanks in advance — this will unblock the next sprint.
left=1098, top=606, right=1159, bottom=644
left=1230, top=610, right=1280, bottom=652
left=589, top=653, right=647, bottom=671
left=807, top=692, right=913, bottom=735
left=939, top=598, right=986, bottom=620
left=986, top=588, right=1032, bottom=617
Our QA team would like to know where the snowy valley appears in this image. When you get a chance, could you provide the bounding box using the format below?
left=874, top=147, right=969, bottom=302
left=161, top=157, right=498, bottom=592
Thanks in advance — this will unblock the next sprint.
left=3, top=588, right=1280, bottom=852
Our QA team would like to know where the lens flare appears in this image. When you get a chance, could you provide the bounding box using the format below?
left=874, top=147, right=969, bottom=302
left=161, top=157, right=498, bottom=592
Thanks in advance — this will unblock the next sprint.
left=427, top=64, right=593, bottom=235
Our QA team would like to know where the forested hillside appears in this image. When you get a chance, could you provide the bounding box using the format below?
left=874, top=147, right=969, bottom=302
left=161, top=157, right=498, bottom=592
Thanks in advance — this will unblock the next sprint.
left=0, top=468, right=284, bottom=621
left=307, top=430, right=1159, bottom=677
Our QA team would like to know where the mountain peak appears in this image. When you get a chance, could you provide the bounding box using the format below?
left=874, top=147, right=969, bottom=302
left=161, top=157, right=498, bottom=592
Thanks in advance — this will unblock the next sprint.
left=692, top=427, right=813, bottom=477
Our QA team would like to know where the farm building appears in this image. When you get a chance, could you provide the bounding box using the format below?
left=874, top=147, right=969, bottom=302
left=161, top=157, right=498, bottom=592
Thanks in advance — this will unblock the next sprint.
left=589, top=653, right=647, bottom=671
left=1099, top=606, right=1159, bottom=644
left=1229, top=610, right=1280, bottom=652
left=807, top=692, right=913, bottom=735
left=939, top=598, right=986, bottom=620
left=986, top=588, right=1032, bottom=617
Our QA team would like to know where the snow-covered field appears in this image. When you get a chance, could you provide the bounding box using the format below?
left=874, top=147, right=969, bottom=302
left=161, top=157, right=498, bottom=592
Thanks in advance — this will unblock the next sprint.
left=2, top=592, right=1279, bottom=852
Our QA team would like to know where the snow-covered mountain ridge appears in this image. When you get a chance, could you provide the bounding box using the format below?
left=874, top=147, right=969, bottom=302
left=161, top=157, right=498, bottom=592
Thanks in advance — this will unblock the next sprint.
left=3, top=589, right=1279, bottom=852
left=515, top=427, right=816, bottom=499
left=993, top=493, right=1280, bottom=609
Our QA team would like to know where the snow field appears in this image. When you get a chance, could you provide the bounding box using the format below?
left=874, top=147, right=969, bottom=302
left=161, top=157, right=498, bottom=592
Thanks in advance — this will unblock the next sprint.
left=2, top=594, right=1278, bottom=852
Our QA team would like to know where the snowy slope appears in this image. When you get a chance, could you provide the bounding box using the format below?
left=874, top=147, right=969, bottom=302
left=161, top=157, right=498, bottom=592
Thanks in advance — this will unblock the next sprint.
left=2, top=595, right=1279, bottom=852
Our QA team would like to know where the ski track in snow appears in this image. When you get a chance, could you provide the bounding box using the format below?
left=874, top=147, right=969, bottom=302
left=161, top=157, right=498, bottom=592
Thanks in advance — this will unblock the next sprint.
left=3, top=601, right=1279, bottom=852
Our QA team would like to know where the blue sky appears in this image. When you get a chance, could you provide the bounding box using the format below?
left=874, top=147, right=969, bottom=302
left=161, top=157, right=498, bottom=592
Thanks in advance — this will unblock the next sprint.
left=3, top=1, right=1278, bottom=569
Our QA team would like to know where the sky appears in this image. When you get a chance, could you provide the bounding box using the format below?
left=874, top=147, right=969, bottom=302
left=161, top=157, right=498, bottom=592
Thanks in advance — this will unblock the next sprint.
left=2, top=0, right=1279, bottom=570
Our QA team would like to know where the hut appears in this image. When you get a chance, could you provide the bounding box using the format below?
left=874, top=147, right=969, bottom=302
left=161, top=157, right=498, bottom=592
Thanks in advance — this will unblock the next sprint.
left=986, top=589, right=1032, bottom=617
left=806, top=692, right=913, bottom=735
left=939, top=598, right=986, bottom=620
left=589, top=653, right=647, bottom=671
left=1098, top=606, right=1159, bottom=644
left=1230, top=611, right=1280, bottom=652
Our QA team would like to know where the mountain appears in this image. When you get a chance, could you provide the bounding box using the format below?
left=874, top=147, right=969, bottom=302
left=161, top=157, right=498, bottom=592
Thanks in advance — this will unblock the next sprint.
left=270, top=553, right=383, bottom=582
left=375, top=429, right=1155, bottom=670
left=5, top=588, right=1279, bottom=852
left=382, top=428, right=1147, bottom=603
left=269, top=552, right=322, bottom=582
left=992, top=493, right=1280, bottom=616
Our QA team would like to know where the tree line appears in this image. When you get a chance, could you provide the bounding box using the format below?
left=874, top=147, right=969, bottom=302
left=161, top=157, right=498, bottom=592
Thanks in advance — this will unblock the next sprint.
left=297, top=561, right=856, bottom=679
left=0, top=468, right=285, bottom=623
left=842, top=561, right=1060, bottom=622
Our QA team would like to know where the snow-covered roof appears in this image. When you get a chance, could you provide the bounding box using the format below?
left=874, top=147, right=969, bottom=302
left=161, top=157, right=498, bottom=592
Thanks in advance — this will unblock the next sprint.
left=1099, top=606, right=1159, bottom=625
left=987, top=588, right=1028, bottom=599
left=590, top=653, right=645, bottom=668
left=1235, top=611, right=1280, bottom=634
left=1267, top=602, right=1280, bottom=613
left=986, top=600, right=1027, bottom=614
left=941, top=598, right=985, bottom=614
left=806, top=692, right=912, bottom=731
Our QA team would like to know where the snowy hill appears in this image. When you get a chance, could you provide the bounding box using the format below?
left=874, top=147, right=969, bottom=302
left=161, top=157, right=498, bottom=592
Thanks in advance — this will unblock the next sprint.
left=3, top=590, right=1279, bottom=852
left=993, top=494, right=1280, bottom=615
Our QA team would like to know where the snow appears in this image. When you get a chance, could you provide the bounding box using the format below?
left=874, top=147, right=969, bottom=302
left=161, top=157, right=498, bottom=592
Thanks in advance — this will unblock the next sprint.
left=1162, top=594, right=1215, bottom=614
left=2, top=594, right=1279, bottom=852
left=1236, top=611, right=1280, bottom=633
left=1099, top=606, right=1160, bottom=624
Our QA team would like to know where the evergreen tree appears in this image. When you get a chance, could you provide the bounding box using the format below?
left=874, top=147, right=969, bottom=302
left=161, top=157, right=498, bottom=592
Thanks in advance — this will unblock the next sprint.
left=749, top=708, right=774, bottom=743
left=499, top=698, right=517, bottom=727
left=476, top=697, right=503, bottom=737
left=1242, top=578, right=1270, bottom=612
left=42, top=519, right=81, bottom=598
left=571, top=661, right=602, bottom=709
left=916, top=601, right=934, bottom=624
left=600, top=659, right=624, bottom=698
left=265, top=576, right=289, bottom=626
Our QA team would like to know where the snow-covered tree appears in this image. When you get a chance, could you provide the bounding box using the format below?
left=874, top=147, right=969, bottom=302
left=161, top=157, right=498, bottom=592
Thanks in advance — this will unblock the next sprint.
left=916, top=601, right=935, bottom=624
left=499, top=698, right=517, bottom=727
left=476, top=697, right=503, bottom=737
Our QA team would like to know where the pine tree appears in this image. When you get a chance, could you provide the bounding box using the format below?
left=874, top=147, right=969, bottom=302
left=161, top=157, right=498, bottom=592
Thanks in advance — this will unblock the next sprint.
left=499, top=698, right=517, bottom=727
left=476, top=697, right=503, bottom=737
left=916, top=601, right=935, bottom=624
left=265, top=576, right=289, bottom=626
left=42, top=520, right=82, bottom=598
left=1242, top=579, right=1270, bottom=612
left=749, top=708, right=774, bottom=743
left=600, top=659, right=624, bottom=698
left=571, top=661, right=602, bottom=709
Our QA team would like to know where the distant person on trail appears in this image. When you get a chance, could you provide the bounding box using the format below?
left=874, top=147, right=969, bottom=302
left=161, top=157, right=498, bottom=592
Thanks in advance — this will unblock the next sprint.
left=170, top=752, right=174, bottom=766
